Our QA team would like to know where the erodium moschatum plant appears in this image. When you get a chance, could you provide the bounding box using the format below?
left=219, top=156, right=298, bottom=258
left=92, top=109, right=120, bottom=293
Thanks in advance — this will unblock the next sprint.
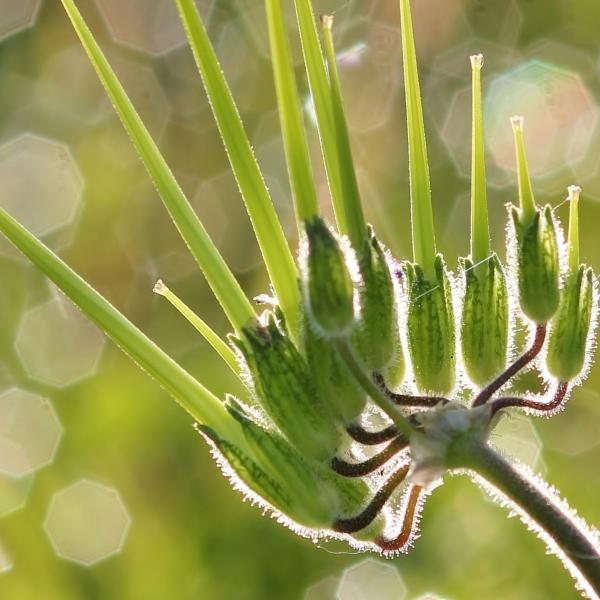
left=1, top=0, right=600, bottom=597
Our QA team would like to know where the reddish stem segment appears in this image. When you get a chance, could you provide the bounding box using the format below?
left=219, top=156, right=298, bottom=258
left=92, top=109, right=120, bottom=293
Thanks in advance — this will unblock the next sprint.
left=472, top=324, right=547, bottom=407
left=346, top=423, right=399, bottom=445
left=373, top=373, right=449, bottom=407
left=331, top=436, right=409, bottom=477
left=376, top=485, right=422, bottom=552
left=333, top=464, right=410, bottom=534
left=490, top=381, right=569, bottom=417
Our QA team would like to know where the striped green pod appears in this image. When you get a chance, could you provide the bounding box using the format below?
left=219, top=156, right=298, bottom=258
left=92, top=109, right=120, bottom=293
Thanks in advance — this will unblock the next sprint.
left=198, top=425, right=308, bottom=524
left=460, top=254, right=509, bottom=386
left=511, top=205, right=560, bottom=323
left=302, top=216, right=356, bottom=338
left=353, top=227, right=404, bottom=376
left=406, top=255, right=456, bottom=394
left=303, top=324, right=367, bottom=424
left=226, top=405, right=334, bottom=526
left=546, top=266, right=595, bottom=381
left=233, top=315, right=341, bottom=461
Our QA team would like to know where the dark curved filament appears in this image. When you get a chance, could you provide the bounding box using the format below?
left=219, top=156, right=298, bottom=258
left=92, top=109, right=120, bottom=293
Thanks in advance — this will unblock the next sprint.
left=473, top=324, right=546, bottom=407
left=373, top=373, right=449, bottom=407
left=331, top=436, right=409, bottom=477
left=346, top=422, right=400, bottom=445
left=333, top=464, right=410, bottom=534
left=376, top=485, right=422, bottom=552
left=490, top=381, right=568, bottom=417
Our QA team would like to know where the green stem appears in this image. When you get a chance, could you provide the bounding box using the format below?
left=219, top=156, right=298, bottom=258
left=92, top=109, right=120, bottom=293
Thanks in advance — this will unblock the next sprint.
left=60, top=0, right=255, bottom=333
left=0, top=207, right=247, bottom=451
left=470, top=54, right=491, bottom=270
left=321, top=15, right=367, bottom=250
left=265, top=0, right=319, bottom=224
left=567, top=185, right=581, bottom=272
left=399, top=0, right=437, bottom=279
left=176, top=0, right=301, bottom=341
left=450, top=436, right=600, bottom=597
left=293, top=0, right=347, bottom=235
left=335, top=340, right=413, bottom=437
left=153, top=280, right=241, bottom=377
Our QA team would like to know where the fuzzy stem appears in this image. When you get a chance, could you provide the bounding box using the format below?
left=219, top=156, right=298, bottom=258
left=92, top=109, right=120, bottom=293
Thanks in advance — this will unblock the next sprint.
left=450, top=437, right=600, bottom=597
left=336, top=340, right=414, bottom=438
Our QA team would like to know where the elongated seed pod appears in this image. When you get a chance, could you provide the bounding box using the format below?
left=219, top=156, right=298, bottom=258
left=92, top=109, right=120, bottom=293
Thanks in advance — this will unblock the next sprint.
left=406, top=255, right=456, bottom=394
left=511, top=205, right=560, bottom=323
left=461, top=254, right=509, bottom=386
left=233, top=315, right=341, bottom=461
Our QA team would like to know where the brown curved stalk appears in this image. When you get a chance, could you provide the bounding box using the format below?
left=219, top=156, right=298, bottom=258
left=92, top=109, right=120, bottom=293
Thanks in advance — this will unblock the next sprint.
left=331, top=436, right=409, bottom=477
left=376, top=485, right=422, bottom=552
left=333, top=464, right=410, bottom=534
left=472, top=324, right=546, bottom=407
left=491, top=381, right=569, bottom=417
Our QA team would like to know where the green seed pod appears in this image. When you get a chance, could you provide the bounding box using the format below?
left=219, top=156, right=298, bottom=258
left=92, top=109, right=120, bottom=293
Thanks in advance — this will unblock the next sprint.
left=353, top=227, right=404, bottom=375
left=198, top=425, right=304, bottom=524
left=406, top=255, right=456, bottom=394
left=226, top=405, right=334, bottom=526
left=233, top=315, right=341, bottom=461
left=546, top=267, right=594, bottom=382
left=302, top=216, right=356, bottom=337
left=303, top=324, right=366, bottom=424
left=511, top=205, right=560, bottom=323
left=460, top=254, right=509, bottom=386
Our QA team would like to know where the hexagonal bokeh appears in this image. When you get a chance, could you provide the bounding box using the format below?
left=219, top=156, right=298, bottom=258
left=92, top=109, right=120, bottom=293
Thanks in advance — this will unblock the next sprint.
left=490, top=413, right=545, bottom=473
left=44, top=479, right=131, bottom=566
left=337, top=558, right=407, bottom=600
left=485, top=59, right=598, bottom=182
left=0, top=540, right=12, bottom=575
left=540, top=388, right=600, bottom=457
left=95, top=0, right=214, bottom=56
left=0, top=388, right=62, bottom=478
left=0, top=0, right=41, bottom=41
left=333, top=19, right=402, bottom=133
left=15, top=296, right=105, bottom=388
left=304, top=575, right=340, bottom=600
left=0, top=134, right=83, bottom=259
left=0, top=473, right=33, bottom=518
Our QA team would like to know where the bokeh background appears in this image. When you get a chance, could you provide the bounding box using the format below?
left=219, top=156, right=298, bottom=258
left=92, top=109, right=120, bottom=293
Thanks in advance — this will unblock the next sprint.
left=1, top=0, right=600, bottom=598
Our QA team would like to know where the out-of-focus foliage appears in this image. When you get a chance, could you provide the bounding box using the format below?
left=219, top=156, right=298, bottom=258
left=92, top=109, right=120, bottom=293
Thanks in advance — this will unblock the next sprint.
left=1, top=1, right=600, bottom=598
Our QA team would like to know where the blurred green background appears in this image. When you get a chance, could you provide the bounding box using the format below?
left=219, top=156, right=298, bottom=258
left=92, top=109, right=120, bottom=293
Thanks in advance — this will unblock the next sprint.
left=1, top=0, right=600, bottom=598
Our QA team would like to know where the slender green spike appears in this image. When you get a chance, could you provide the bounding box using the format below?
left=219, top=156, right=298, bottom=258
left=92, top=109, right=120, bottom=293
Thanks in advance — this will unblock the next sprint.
left=0, top=207, right=246, bottom=451
left=567, top=185, right=581, bottom=272
left=470, top=54, right=491, bottom=272
left=400, top=0, right=437, bottom=279
left=511, top=116, right=537, bottom=226
left=293, top=0, right=347, bottom=235
left=175, top=0, right=300, bottom=341
left=265, top=0, right=319, bottom=225
left=153, top=280, right=240, bottom=377
left=321, top=15, right=367, bottom=249
left=60, top=0, right=254, bottom=333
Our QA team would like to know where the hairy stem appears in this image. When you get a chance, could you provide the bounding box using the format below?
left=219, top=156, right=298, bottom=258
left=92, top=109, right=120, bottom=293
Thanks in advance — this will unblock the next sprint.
left=374, top=373, right=449, bottom=408
left=331, top=435, right=409, bottom=477
left=472, top=324, right=546, bottom=407
left=450, top=436, right=600, bottom=598
left=491, top=381, right=568, bottom=417
left=346, top=423, right=399, bottom=445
